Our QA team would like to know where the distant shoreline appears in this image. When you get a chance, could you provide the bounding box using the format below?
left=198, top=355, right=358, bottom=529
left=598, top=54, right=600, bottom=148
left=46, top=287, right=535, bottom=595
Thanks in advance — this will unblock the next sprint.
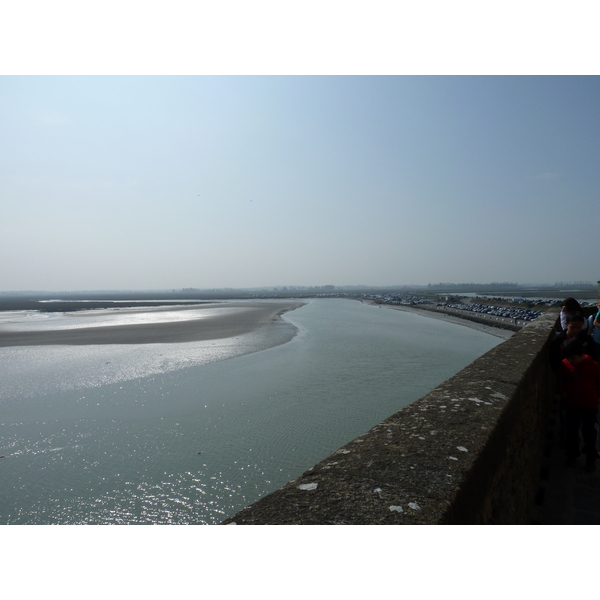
left=357, top=299, right=516, bottom=340
left=0, top=301, right=305, bottom=347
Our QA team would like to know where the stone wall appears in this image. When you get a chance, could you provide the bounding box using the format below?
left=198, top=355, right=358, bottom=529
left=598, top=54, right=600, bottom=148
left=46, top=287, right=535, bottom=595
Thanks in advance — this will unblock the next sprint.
left=221, top=310, right=559, bottom=525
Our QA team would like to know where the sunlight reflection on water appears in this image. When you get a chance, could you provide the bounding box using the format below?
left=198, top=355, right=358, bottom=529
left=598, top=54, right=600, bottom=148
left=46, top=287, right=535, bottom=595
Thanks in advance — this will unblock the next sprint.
left=0, top=319, right=294, bottom=400
left=0, top=305, right=248, bottom=331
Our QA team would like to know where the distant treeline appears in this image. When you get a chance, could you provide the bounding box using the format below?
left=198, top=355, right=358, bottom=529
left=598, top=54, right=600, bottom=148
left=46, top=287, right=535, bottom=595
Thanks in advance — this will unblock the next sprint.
left=425, top=282, right=597, bottom=293
left=427, top=282, right=521, bottom=291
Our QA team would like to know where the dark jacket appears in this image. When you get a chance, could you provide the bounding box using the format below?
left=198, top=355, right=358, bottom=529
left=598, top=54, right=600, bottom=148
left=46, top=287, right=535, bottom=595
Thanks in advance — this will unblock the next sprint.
left=549, top=331, right=598, bottom=373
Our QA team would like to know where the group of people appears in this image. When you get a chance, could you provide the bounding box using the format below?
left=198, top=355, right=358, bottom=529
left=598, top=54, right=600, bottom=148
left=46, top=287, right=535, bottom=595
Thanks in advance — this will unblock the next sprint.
left=549, top=297, right=600, bottom=472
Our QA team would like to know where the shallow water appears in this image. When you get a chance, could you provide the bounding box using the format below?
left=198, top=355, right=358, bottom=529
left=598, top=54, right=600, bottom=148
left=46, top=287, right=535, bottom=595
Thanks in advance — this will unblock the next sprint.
left=0, top=298, right=502, bottom=524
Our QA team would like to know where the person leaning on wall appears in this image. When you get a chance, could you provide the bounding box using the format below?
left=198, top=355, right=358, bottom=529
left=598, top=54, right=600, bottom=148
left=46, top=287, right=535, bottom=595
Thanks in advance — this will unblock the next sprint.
left=550, top=311, right=597, bottom=372
left=556, top=297, right=589, bottom=334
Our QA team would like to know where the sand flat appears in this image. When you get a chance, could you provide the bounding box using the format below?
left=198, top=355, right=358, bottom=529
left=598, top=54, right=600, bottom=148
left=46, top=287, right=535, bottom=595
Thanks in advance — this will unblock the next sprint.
left=0, top=301, right=305, bottom=347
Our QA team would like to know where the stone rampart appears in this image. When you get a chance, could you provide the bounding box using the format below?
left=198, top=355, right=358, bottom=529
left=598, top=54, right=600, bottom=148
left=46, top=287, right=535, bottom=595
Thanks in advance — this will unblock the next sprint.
left=221, top=310, right=559, bottom=525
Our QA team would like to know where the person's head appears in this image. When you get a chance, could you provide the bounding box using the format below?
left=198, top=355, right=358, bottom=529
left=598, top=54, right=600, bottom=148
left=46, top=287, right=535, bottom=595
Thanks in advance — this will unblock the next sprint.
left=566, top=312, right=585, bottom=337
left=561, top=337, right=587, bottom=365
left=561, top=297, right=583, bottom=314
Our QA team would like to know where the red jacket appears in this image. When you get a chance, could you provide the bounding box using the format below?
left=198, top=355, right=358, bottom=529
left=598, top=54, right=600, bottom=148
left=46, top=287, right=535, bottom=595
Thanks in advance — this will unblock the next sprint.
left=557, top=355, right=600, bottom=409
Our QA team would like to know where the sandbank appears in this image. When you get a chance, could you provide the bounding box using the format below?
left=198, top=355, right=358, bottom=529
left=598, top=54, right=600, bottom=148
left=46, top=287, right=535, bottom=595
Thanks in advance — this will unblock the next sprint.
left=0, top=301, right=305, bottom=347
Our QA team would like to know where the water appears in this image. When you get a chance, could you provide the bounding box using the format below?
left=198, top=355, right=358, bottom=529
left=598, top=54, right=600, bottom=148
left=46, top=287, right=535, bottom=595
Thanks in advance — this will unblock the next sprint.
left=0, top=299, right=502, bottom=524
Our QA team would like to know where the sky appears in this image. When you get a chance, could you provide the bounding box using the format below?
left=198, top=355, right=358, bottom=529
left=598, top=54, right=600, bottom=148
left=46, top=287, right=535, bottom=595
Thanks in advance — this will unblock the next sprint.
left=1, top=75, right=599, bottom=291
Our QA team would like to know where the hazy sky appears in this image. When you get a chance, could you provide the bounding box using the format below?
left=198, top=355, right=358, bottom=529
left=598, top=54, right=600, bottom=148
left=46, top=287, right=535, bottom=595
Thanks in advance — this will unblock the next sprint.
left=1, top=76, right=599, bottom=291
